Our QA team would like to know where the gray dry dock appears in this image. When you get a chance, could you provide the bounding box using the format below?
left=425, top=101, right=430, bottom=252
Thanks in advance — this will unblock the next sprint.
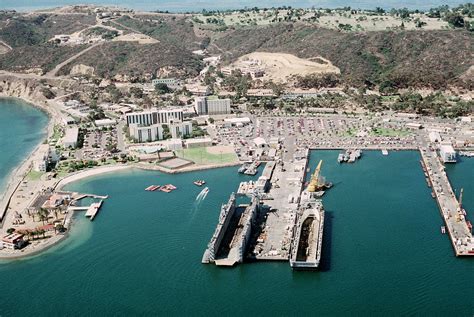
left=203, top=148, right=327, bottom=268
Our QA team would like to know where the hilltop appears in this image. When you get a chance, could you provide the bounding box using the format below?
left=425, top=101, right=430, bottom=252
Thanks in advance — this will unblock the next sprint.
left=0, top=4, right=472, bottom=91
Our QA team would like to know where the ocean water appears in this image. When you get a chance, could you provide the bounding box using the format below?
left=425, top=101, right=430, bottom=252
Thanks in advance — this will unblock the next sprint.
left=0, top=98, right=49, bottom=194
left=1, top=0, right=466, bottom=12
left=0, top=150, right=472, bottom=315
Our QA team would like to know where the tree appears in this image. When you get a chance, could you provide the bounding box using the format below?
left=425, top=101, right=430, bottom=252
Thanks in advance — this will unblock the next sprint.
left=38, top=208, right=49, bottom=225
left=155, top=83, right=171, bottom=94
left=130, top=87, right=143, bottom=99
left=445, top=12, right=465, bottom=28
left=6, top=228, right=15, bottom=234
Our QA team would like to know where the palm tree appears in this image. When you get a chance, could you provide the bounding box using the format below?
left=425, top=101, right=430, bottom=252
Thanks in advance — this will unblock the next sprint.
left=53, top=208, right=60, bottom=220
left=38, top=229, right=46, bottom=239
left=38, top=208, right=49, bottom=225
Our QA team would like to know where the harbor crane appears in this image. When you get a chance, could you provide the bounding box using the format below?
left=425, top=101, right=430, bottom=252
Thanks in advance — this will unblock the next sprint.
left=307, top=160, right=329, bottom=192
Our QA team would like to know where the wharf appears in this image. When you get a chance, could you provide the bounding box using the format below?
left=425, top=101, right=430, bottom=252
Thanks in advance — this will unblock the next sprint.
left=67, top=200, right=104, bottom=221
left=253, top=156, right=308, bottom=261
left=420, top=148, right=474, bottom=256
left=85, top=201, right=103, bottom=221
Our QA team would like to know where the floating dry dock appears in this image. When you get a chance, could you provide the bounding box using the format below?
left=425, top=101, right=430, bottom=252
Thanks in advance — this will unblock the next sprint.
left=420, top=148, right=474, bottom=256
left=290, top=193, right=324, bottom=270
left=203, top=154, right=325, bottom=270
left=202, top=194, right=260, bottom=266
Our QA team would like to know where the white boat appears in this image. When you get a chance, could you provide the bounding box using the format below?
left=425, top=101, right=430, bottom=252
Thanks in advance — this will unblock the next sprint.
left=337, top=153, right=344, bottom=163
left=382, top=149, right=389, bottom=156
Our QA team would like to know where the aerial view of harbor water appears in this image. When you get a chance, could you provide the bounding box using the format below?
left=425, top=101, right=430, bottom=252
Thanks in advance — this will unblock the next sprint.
left=0, top=1, right=472, bottom=315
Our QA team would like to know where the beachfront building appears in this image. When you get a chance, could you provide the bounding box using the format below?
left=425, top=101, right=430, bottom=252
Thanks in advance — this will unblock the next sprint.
left=169, top=121, right=192, bottom=139
left=439, top=144, right=457, bottom=163
left=195, top=97, right=231, bottom=116
left=129, top=124, right=164, bottom=143
left=126, top=108, right=191, bottom=143
left=63, top=127, right=79, bottom=148
left=33, top=144, right=51, bottom=172
left=1, top=233, right=25, bottom=250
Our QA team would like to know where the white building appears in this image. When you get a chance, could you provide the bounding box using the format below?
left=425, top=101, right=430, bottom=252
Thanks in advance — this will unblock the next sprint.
left=126, top=109, right=184, bottom=126
left=428, top=131, right=442, bottom=143
left=95, top=119, right=116, bottom=127
left=224, top=117, right=251, bottom=127
left=439, top=144, right=456, bottom=163
left=185, top=138, right=212, bottom=148
left=33, top=144, right=51, bottom=172
left=195, top=97, right=231, bottom=116
left=253, top=137, right=267, bottom=148
left=129, top=124, right=164, bottom=143
left=151, top=78, right=181, bottom=90
left=127, top=108, right=191, bottom=143
left=63, top=127, right=79, bottom=148
left=169, top=121, right=192, bottom=139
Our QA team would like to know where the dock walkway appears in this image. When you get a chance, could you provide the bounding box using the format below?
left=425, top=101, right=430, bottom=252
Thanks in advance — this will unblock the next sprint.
left=420, top=148, right=474, bottom=256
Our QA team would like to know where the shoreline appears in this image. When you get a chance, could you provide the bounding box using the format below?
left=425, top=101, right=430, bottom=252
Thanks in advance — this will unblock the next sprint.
left=0, top=95, right=54, bottom=223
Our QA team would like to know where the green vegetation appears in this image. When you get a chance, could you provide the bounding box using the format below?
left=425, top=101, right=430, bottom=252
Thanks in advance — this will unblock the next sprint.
left=27, top=170, right=44, bottom=181
left=212, top=24, right=473, bottom=90
left=370, top=128, right=411, bottom=137
left=175, top=147, right=238, bottom=164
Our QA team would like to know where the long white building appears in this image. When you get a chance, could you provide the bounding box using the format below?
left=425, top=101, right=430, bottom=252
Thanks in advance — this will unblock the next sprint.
left=126, top=109, right=184, bottom=126
left=195, top=97, right=231, bottom=115
left=126, top=108, right=191, bottom=143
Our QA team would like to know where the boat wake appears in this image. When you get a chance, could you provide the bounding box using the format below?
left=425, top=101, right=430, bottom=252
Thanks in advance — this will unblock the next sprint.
left=195, top=187, right=209, bottom=202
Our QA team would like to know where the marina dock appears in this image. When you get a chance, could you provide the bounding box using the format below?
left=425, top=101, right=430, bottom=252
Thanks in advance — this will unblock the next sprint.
left=420, top=148, right=474, bottom=256
left=67, top=199, right=104, bottom=221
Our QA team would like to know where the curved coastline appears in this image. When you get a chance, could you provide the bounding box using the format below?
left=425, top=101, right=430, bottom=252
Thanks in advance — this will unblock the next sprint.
left=0, top=96, right=52, bottom=222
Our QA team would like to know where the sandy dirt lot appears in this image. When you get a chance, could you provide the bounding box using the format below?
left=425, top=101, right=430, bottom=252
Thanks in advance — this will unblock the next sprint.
left=232, top=52, right=340, bottom=82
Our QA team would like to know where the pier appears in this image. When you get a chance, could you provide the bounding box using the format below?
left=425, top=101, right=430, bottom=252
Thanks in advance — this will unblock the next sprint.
left=420, top=148, right=474, bottom=256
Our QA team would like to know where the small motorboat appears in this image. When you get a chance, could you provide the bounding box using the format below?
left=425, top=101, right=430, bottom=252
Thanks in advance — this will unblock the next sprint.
left=193, top=180, right=206, bottom=187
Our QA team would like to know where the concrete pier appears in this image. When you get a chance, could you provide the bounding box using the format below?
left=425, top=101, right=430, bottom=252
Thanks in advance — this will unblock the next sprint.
left=420, top=148, right=474, bottom=256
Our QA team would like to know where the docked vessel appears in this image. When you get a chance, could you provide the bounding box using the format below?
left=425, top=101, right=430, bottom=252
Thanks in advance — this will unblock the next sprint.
left=337, top=153, right=344, bottom=163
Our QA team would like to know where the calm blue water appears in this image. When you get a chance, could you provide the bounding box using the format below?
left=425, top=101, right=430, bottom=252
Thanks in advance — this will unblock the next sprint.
left=0, top=98, right=49, bottom=193
left=0, top=150, right=472, bottom=315
left=1, top=0, right=466, bottom=12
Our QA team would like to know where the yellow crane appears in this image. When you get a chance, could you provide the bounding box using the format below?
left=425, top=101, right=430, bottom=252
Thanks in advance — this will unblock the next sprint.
left=307, top=160, right=323, bottom=192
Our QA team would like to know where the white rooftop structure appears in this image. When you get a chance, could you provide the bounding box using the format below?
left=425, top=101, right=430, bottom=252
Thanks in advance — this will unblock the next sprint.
left=95, top=119, right=116, bottom=127
left=224, top=117, right=251, bottom=125
left=253, top=137, right=267, bottom=148
left=63, top=127, right=79, bottom=148
left=429, top=131, right=441, bottom=143
left=439, top=144, right=456, bottom=163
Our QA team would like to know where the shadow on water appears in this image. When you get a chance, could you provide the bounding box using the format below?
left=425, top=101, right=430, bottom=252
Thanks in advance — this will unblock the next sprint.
left=319, top=210, right=333, bottom=272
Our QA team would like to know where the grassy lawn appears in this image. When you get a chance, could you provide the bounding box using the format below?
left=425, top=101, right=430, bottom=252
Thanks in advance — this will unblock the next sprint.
left=27, top=170, right=44, bottom=181
left=175, top=147, right=238, bottom=165
left=370, top=128, right=411, bottom=137
left=340, top=128, right=357, bottom=137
